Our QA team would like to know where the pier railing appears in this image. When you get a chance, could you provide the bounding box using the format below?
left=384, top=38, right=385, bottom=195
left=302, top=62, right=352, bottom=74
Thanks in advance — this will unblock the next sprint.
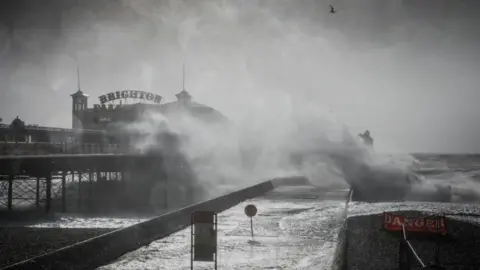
left=0, top=142, right=124, bottom=155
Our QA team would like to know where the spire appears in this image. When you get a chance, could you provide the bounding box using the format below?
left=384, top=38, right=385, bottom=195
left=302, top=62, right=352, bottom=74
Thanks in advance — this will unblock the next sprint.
left=71, top=65, right=88, bottom=98
left=77, top=65, right=81, bottom=91
left=182, top=63, right=185, bottom=91
left=176, top=63, right=192, bottom=102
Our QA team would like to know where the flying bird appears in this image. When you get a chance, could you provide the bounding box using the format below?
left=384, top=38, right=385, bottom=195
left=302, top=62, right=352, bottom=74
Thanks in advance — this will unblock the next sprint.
left=330, top=5, right=336, bottom=14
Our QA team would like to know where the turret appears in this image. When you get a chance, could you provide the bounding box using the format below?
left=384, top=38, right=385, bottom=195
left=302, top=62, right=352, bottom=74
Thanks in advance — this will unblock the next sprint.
left=176, top=64, right=192, bottom=105
left=175, top=90, right=192, bottom=105
left=71, top=90, right=89, bottom=129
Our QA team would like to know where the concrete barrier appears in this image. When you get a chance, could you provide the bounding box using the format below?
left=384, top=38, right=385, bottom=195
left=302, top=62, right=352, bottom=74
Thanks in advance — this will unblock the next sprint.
left=345, top=211, right=480, bottom=269
left=2, top=180, right=275, bottom=270
left=271, top=176, right=310, bottom=186
left=331, top=186, right=480, bottom=269
left=330, top=188, right=353, bottom=270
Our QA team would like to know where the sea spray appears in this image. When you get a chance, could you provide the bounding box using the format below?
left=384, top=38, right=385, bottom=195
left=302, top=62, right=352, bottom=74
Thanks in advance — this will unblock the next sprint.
left=117, top=96, right=480, bottom=204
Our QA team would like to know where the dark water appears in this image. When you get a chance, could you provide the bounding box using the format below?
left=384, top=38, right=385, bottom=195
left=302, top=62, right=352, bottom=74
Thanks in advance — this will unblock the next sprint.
left=406, top=154, right=480, bottom=203
left=413, top=154, right=480, bottom=179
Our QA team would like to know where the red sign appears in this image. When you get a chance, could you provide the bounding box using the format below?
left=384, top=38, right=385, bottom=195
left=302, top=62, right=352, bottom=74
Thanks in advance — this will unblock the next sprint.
left=383, top=212, right=447, bottom=234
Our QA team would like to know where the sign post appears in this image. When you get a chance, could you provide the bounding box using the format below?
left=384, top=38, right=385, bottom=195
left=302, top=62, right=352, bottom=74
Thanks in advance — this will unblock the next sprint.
left=244, top=204, right=257, bottom=240
left=191, top=211, right=217, bottom=270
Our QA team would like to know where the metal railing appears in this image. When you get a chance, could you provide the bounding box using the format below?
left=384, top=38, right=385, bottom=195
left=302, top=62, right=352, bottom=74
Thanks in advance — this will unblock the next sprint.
left=0, top=124, right=105, bottom=134
left=0, top=142, right=125, bottom=155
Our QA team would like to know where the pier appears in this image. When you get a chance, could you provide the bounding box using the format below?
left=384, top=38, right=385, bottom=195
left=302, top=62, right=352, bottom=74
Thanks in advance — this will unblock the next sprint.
left=0, top=152, right=163, bottom=215
left=0, top=81, right=239, bottom=269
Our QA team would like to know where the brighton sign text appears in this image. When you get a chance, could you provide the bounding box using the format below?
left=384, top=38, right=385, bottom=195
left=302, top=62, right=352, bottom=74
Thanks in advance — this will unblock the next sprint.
left=98, top=90, right=162, bottom=104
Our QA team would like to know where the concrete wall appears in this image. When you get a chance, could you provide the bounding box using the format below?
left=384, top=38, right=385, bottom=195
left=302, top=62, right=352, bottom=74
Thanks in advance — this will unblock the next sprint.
left=3, top=180, right=274, bottom=270
left=346, top=211, right=480, bottom=270
left=330, top=188, right=352, bottom=270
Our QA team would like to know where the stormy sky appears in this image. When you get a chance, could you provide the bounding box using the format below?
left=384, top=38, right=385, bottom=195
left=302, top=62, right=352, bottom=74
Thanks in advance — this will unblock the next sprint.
left=0, top=0, right=479, bottom=153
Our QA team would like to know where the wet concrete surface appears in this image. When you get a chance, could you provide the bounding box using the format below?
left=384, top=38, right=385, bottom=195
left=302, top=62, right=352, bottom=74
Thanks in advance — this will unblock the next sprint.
left=98, top=185, right=350, bottom=270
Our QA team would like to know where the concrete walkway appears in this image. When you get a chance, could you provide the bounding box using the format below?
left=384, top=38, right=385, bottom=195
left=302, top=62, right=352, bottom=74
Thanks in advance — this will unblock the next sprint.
left=98, top=186, right=349, bottom=270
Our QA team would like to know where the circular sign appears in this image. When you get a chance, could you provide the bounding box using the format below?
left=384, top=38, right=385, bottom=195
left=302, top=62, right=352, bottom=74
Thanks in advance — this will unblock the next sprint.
left=244, top=204, right=257, bottom=217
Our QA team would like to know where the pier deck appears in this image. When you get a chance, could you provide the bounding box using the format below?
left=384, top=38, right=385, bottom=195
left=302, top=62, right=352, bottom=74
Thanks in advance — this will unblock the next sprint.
left=0, top=153, right=164, bottom=214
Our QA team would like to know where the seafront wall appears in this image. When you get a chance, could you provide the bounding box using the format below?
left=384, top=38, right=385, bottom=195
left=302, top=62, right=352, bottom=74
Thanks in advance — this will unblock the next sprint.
left=330, top=188, right=352, bottom=270
left=345, top=211, right=480, bottom=269
left=3, top=180, right=275, bottom=270
left=331, top=187, right=480, bottom=270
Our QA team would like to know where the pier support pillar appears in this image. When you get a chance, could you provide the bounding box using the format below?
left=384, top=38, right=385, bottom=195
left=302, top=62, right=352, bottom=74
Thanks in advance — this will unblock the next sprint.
left=35, top=177, right=40, bottom=209
left=88, top=170, right=93, bottom=212
left=7, top=174, right=13, bottom=211
left=45, top=173, right=52, bottom=213
left=78, top=171, right=82, bottom=211
left=62, top=171, right=67, bottom=213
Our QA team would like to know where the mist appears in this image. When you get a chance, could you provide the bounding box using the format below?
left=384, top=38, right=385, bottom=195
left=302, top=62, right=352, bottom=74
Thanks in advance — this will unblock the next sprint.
left=120, top=103, right=351, bottom=202
left=122, top=93, right=361, bottom=196
left=1, top=0, right=480, bottom=202
left=1, top=0, right=480, bottom=153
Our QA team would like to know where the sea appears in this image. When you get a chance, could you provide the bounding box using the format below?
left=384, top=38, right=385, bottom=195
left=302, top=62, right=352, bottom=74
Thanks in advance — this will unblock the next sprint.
left=2, top=153, right=480, bottom=269
left=1, top=153, right=480, bottom=228
left=97, top=153, right=480, bottom=269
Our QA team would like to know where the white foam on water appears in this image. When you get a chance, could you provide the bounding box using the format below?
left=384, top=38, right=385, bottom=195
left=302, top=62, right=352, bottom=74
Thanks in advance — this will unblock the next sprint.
left=28, top=215, right=152, bottom=229
left=98, top=186, right=348, bottom=270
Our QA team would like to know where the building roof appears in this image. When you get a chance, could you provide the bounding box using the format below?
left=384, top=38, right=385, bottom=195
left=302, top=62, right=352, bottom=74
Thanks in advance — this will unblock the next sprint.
left=70, top=90, right=89, bottom=98
left=175, top=90, right=192, bottom=101
left=160, top=100, right=228, bottom=123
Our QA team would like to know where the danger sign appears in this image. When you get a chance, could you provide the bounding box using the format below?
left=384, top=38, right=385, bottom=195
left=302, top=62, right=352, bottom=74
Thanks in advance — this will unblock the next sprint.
left=383, top=212, right=447, bottom=235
